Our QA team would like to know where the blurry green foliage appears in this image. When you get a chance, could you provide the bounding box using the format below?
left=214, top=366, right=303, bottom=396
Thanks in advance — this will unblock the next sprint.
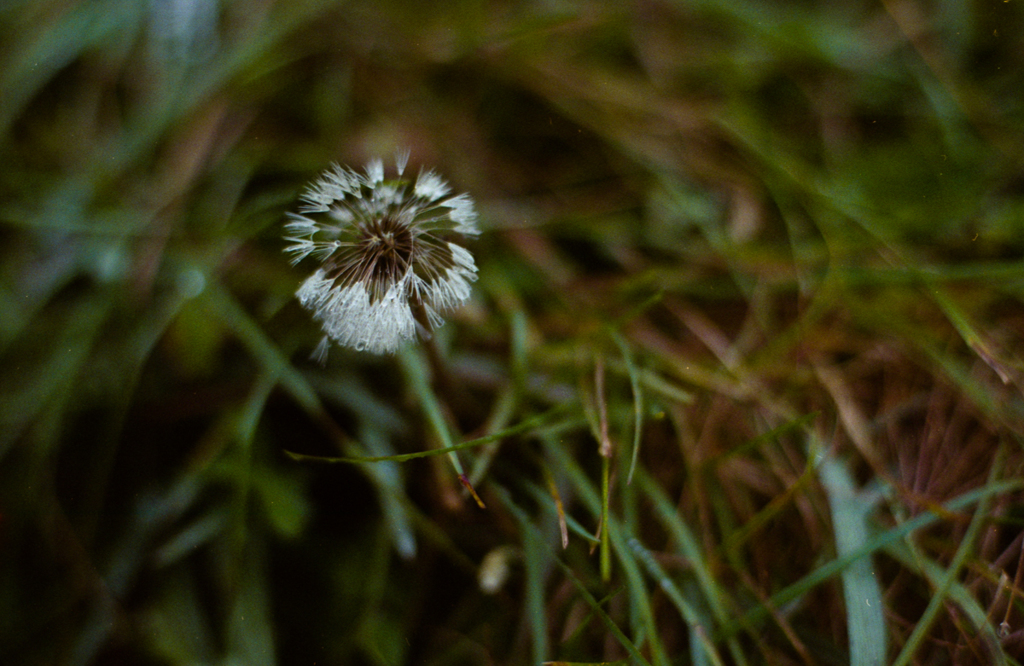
left=3, top=0, right=1024, bottom=665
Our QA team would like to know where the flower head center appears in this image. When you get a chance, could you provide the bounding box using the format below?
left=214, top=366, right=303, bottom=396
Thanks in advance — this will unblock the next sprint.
left=343, top=216, right=415, bottom=302
left=363, top=216, right=413, bottom=262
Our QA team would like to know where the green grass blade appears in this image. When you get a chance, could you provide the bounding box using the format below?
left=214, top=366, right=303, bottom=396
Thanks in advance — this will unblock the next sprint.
left=285, top=404, right=571, bottom=463
left=202, top=280, right=322, bottom=414
left=499, top=485, right=653, bottom=666
left=818, top=453, right=886, bottom=666
left=730, top=478, right=1024, bottom=637
left=632, top=466, right=749, bottom=665
left=611, top=331, right=644, bottom=485
left=890, top=445, right=1008, bottom=666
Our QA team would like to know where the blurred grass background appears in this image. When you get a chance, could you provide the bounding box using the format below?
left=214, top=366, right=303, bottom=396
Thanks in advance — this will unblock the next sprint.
left=3, top=0, right=1024, bottom=664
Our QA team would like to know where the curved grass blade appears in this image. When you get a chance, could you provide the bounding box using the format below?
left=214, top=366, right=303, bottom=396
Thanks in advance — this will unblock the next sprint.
left=611, top=331, right=644, bottom=485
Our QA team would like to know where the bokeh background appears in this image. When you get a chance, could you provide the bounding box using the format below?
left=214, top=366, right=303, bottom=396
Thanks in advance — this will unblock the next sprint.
left=4, top=1, right=1024, bottom=664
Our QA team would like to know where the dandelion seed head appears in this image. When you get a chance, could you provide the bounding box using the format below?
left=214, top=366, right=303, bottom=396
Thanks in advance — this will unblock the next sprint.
left=366, top=158, right=385, bottom=186
left=395, top=148, right=410, bottom=176
left=284, top=153, right=479, bottom=356
left=414, top=170, right=451, bottom=200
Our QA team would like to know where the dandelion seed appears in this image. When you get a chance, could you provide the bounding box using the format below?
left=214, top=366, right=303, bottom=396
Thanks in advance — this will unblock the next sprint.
left=284, top=153, right=480, bottom=356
